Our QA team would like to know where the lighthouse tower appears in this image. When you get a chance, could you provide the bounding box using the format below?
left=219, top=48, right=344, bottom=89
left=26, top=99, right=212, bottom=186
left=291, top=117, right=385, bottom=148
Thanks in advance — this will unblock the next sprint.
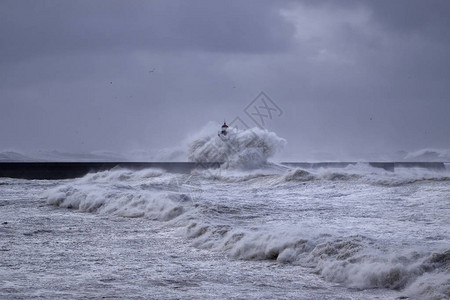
left=220, top=121, right=229, bottom=136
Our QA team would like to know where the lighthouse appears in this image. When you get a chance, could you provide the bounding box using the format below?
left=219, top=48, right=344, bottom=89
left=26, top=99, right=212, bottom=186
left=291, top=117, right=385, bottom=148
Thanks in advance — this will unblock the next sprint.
left=219, top=121, right=229, bottom=136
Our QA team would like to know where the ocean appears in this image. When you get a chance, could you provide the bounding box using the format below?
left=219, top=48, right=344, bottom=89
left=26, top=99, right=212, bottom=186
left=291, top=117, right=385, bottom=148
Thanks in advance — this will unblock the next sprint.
left=1, top=127, right=449, bottom=299
left=0, top=163, right=449, bottom=299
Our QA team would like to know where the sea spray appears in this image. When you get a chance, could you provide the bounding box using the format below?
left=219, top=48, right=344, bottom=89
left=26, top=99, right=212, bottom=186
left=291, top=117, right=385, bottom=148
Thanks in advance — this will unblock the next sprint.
left=40, top=139, right=450, bottom=299
left=188, top=126, right=286, bottom=169
left=45, top=168, right=194, bottom=221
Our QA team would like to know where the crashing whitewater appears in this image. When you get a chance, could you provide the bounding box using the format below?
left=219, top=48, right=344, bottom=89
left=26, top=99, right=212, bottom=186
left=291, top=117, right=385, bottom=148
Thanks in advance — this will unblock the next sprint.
left=39, top=126, right=450, bottom=299
left=188, top=126, right=286, bottom=169
left=44, top=165, right=450, bottom=299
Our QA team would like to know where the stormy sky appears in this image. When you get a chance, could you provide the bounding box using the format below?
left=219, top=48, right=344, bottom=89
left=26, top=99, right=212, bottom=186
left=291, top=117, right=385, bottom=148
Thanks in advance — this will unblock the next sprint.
left=1, top=0, right=449, bottom=160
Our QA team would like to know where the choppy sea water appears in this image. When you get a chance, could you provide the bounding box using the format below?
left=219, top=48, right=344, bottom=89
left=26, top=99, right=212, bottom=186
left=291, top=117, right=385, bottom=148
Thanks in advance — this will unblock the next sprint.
left=1, top=164, right=449, bottom=299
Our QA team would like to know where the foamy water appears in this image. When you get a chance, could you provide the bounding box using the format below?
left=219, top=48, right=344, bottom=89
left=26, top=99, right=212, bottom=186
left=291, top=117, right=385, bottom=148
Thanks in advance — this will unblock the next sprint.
left=188, top=126, right=286, bottom=168
left=1, top=163, right=449, bottom=299
left=1, top=129, right=449, bottom=299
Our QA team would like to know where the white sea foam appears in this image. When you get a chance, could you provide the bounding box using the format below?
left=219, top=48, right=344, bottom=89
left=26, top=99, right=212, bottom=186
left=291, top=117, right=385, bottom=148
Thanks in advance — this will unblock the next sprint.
left=188, top=126, right=286, bottom=169
left=45, top=168, right=194, bottom=221
left=278, top=164, right=450, bottom=186
left=185, top=224, right=449, bottom=299
left=42, top=161, right=449, bottom=299
left=404, top=148, right=450, bottom=162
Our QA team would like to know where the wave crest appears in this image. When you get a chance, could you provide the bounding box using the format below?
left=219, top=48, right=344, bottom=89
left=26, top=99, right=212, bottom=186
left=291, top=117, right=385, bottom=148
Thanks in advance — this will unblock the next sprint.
left=188, top=127, right=286, bottom=169
left=44, top=169, right=193, bottom=221
left=185, top=225, right=449, bottom=299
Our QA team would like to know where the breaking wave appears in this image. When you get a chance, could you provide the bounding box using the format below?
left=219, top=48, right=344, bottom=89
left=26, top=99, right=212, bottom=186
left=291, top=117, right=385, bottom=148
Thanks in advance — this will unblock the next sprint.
left=404, top=148, right=450, bottom=162
left=276, top=164, right=450, bottom=186
left=184, top=223, right=449, bottom=300
left=45, top=168, right=194, bottom=221
left=188, top=126, right=286, bottom=169
left=43, top=166, right=450, bottom=299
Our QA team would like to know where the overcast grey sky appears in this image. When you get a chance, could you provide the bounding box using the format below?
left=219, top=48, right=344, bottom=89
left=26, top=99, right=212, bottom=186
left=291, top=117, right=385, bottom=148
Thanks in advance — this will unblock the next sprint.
left=1, top=0, right=449, bottom=160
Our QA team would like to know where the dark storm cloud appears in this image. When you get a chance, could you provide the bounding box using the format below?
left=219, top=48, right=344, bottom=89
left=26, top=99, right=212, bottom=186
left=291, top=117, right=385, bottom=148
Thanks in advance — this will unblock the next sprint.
left=0, top=0, right=293, bottom=64
left=299, top=0, right=450, bottom=48
left=364, top=0, right=450, bottom=40
left=267, top=0, right=450, bottom=158
left=0, top=0, right=449, bottom=160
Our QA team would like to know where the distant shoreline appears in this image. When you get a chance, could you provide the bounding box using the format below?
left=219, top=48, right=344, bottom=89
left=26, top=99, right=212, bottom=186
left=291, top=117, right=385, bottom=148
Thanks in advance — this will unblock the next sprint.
left=0, top=162, right=446, bottom=180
